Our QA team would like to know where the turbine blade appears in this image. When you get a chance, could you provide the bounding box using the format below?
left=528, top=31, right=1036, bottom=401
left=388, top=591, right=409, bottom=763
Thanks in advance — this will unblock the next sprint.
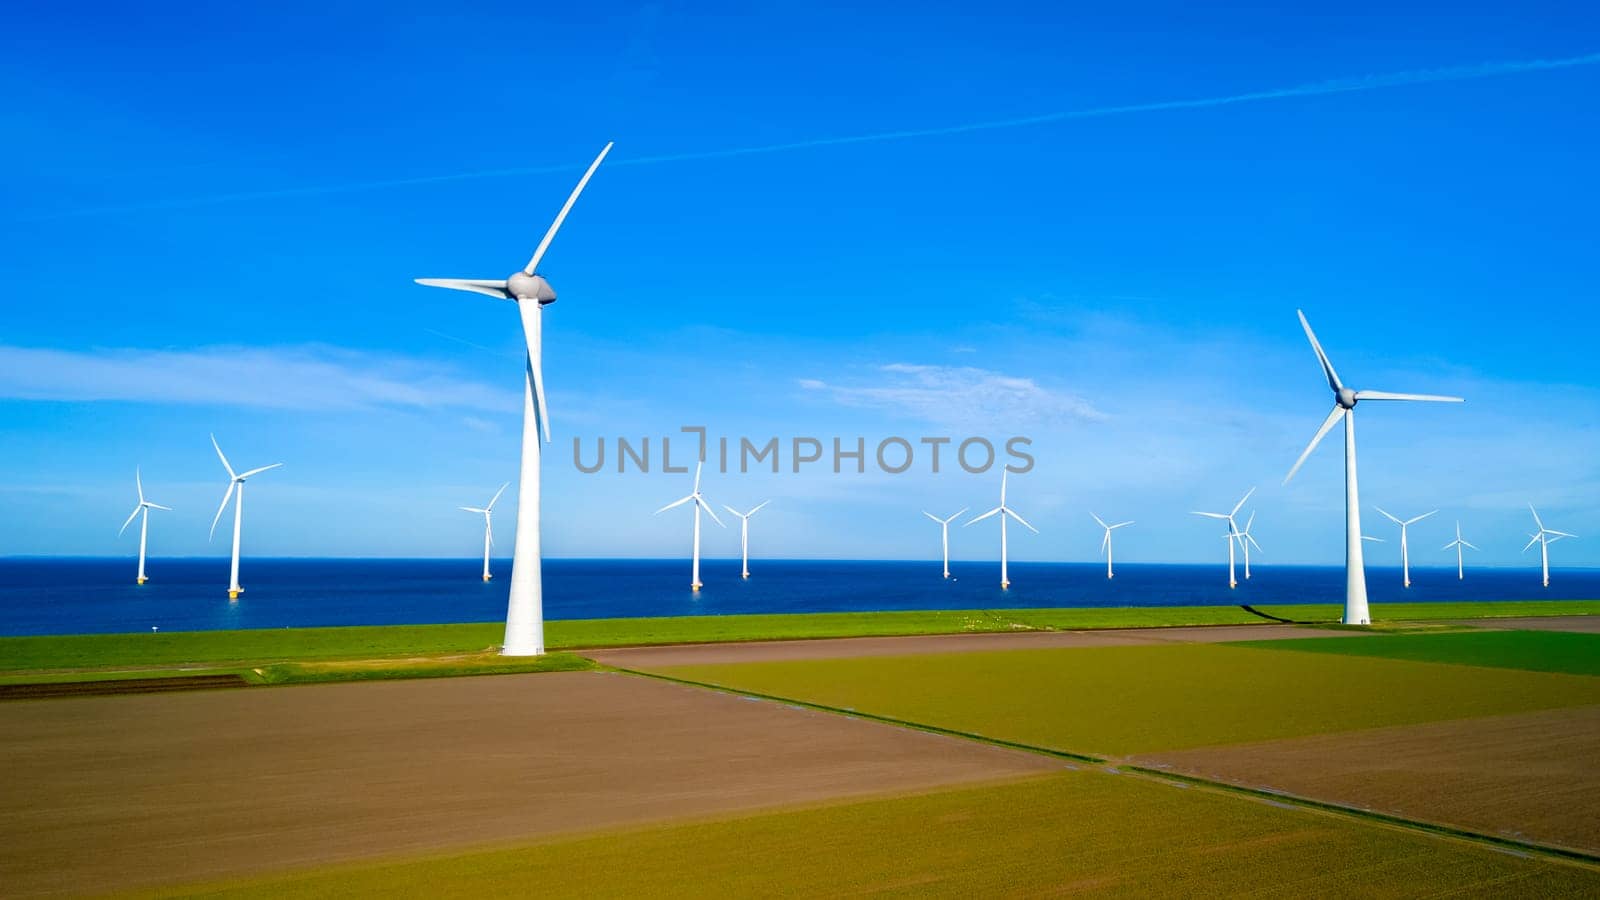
left=693, top=459, right=703, bottom=493
left=1283, top=404, right=1343, bottom=485
left=1192, top=512, right=1229, bottom=520
left=1529, top=504, right=1545, bottom=530
left=1523, top=534, right=1540, bottom=552
left=1000, top=469, right=1008, bottom=506
left=118, top=505, right=141, bottom=536
left=487, top=519, right=494, bottom=549
left=655, top=495, right=694, bottom=514
left=696, top=496, right=725, bottom=527
left=1090, top=512, right=1108, bottom=529
left=524, top=142, right=614, bottom=275
left=1297, top=310, right=1343, bottom=392
left=942, top=507, right=968, bottom=524
left=1099, top=533, right=1109, bottom=556
left=1406, top=510, right=1438, bottom=526
left=1547, top=530, right=1577, bottom=538
left=1247, top=534, right=1263, bottom=552
left=1353, top=390, right=1464, bottom=403
left=486, top=481, right=509, bottom=511
left=147, top=503, right=172, bottom=511
left=517, top=302, right=553, bottom=443
left=922, top=511, right=941, bottom=523
left=1112, top=521, right=1134, bottom=529
left=209, top=482, right=236, bottom=541
left=1462, top=541, right=1479, bottom=551
left=1005, top=508, right=1039, bottom=533
left=966, top=507, right=1002, bottom=526
left=135, top=467, right=144, bottom=504
left=1374, top=506, right=1401, bottom=525
left=1362, top=535, right=1385, bottom=543
left=724, top=504, right=743, bottom=518
left=238, top=463, right=283, bottom=480
left=748, top=500, right=771, bottom=516
left=1244, top=510, right=1256, bottom=532
left=210, top=434, right=236, bottom=480
left=1230, top=487, right=1256, bottom=517
left=461, top=506, right=487, bottom=513
left=414, top=278, right=512, bottom=299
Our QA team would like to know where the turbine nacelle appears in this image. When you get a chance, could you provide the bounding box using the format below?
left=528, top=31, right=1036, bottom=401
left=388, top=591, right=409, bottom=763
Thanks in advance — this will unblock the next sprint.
left=1337, top=387, right=1358, bottom=409
left=507, top=272, right=557, bottom=305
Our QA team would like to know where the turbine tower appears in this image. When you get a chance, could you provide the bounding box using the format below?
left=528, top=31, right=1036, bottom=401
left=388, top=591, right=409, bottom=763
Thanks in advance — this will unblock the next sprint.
left=656, top=461, right=724, bottom=590
left=723, top=500, right=771, bottom=579
left=1090, top=513, right=1133, bottom=580
left=1442, top=521, right=1478, bottom=581
left=1192, top=488, right=1254, bottom=589
left=118, top=467, right=171, bottom=585
left=1236, top=511, right=1263, bottom=581
left=414, top=143, right=613, bottom=655
left=1283, top=310, right=1463, bottom=624
left=208, top=435, right=282, bottom=600
left=1374, top=507, right=1436, bottom=588
left=965, top=471, right=1037, bottom=588
left=460, top=482, right=509, bottom=582
left=922, top=508, right=968, bottom=579
left=1525, top=505, right=1576, bottom=588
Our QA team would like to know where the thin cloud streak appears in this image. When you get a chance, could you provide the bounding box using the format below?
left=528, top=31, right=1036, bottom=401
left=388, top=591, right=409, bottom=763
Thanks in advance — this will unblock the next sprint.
left=801, top=362, right=1103, bottom=427
left=21, top=51, right=1600, bottom=221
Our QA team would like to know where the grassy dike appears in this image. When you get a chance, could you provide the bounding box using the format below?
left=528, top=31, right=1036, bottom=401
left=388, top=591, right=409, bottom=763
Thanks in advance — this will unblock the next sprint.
left=1, top=600, right=1595, bottom=686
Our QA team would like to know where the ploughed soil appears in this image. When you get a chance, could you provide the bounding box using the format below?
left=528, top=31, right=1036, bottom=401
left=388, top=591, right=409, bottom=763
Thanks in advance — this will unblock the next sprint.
left=0, top=671, right=1057, bottom=897
left=1450, top=615, right=1600, bottom=634
left=0, top=674, right=248, bottom=700
left=1135, top=705, right=1600, bottom=854
left=586, top=624, right=1356, bottom=668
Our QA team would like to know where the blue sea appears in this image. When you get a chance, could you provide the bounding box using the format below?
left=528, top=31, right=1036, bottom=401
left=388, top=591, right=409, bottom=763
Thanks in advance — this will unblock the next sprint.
left=1, top=557, right=1596, bottom=637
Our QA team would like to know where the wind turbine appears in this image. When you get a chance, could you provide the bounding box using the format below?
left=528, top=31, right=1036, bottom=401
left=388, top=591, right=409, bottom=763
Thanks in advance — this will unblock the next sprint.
left=118, top=467, right=172, bottom=585
left=460, top=483, right=509, bottom=583
left=1192, top=488, right=1254, bottom=589
left=1282, top=311, right=1463, bottom=624
left=1236, top=511, right=1263, bottom=581
left=922, top=508, right=968, bottom=579
left=656, top=461, right=724, bottom=590
left=1374, top=507, right=1436, bottom=588
left=965, top=471, right=1037, bottom=588
left=1090, top=513, right=1133, bottom=580
left=414, top=143, right=613, bottom=655
left=723, top=500, right=771, bottom=579
left=1442, top=521, right=1478, bottom=580
left=208, top=435, right=282, bottom=600
left=1525, top=505, right=1576, bottom=588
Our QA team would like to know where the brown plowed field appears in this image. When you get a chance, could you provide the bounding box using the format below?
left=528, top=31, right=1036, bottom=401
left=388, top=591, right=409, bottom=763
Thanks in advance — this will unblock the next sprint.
left=1136, top=705, right=1600, bottom=854
left=0, top=671, right=1058, bottom=897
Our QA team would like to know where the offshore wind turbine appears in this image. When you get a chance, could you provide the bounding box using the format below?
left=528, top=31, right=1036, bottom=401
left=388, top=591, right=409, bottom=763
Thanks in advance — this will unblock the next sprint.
left=118, top=467, right=171, bottom=585
left=1282, top=311, right=1463, bottom=624
left=1090, top=513, right=1133, bottom=579
left=208, top=435, right=282, bottom=600
left=723, top=500, right=771, bottom=579
left=1374, top=507, right=1436, bottom=588
left=656, top=461, right=723, bottom=590
left=414, top=142, right=612, bottom=655
left=966, top=471, right=1037, bottom=588
left=460, top=482, right=509, bottom=582
left=1192, top=488, right=1254, bottom=589
left=1525, top=505, right=1577, bottom=588
left=1236, top=511, right=1262, bottom=581
left=1442, top=521, right=1478, bottom=580
left=922, top=508, right=968, bottom=579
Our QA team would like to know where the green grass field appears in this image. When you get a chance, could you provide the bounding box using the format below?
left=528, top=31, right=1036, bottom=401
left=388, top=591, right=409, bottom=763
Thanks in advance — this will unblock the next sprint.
left=652, top=642, right=1600, bottom=756
left=1236, top=629, right=1600, bottom=676
left=154, top=772, right=1599, bottom=898
left=4, top=600, right=1595, bottom=675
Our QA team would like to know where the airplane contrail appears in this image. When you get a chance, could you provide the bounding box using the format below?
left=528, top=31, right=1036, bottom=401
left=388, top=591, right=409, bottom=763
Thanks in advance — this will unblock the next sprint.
left=22, top=50, right=1600, bottom=221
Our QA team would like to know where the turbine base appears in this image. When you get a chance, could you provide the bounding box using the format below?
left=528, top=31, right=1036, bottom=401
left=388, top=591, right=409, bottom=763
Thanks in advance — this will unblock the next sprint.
left=741, top=573, right=749, bottom=579
left=482, top=575, right=492, bottom=582
left=691, top=583, right=702, bottom=591
left=136, top=576, right=148, bottom=585
left=228, top=589, right=241, bottom=600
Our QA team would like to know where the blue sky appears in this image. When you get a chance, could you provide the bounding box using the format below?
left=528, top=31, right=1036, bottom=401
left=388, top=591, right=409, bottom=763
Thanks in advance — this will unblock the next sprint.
left=2, top=1, right=1597, bottom=567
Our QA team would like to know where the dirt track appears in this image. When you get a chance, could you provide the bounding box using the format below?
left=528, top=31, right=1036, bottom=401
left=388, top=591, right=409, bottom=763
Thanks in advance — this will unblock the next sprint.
left=1450, top=615, right=1600, bottom=633
left=586, top=624, right=1355, bottom=668
left=0, top=671, right=1058, bottom=897
left=1135, top=705, right=1600, bottom=854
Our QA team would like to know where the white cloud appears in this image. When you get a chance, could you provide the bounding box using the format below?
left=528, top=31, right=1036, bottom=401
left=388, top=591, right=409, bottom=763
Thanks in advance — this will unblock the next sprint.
left=799, top=363, right=1103, bottom=427
left=0, top=344, right=519, bottom=413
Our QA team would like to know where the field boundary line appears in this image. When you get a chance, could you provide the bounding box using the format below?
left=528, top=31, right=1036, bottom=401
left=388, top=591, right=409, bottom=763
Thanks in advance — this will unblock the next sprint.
left=615, top=666, right=1600, bottom=871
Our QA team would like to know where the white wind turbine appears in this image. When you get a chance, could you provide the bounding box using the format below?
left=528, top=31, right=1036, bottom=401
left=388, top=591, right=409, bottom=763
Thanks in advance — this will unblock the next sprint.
left=1525, top=505, right=1576, bottom=588
left=1090, top=513, right=1133, bottom=580
left=724, top=500, right=771, bottom=579
left=1374, top=507, right=1436, bottom=588
left=1192, top=488, right=1254, bottom=589
left=966, top=471, right=1037, bottom=588
left=922, top=508, right=968, bottom=579
left=460, top=482, right=509, bottom=583
left=1442, top=521, right=1478, bottom=581
left=118, top=467, right=172, bottom=585
left=208, top=435, right=282, bottom=599
left=657, top=461, right=724, bottom=590
left=1236, top=511, right=1263, bottom=581
left=1283, top=310, right=1463, bottom=624
left=414, top=143, right=612, bottom=655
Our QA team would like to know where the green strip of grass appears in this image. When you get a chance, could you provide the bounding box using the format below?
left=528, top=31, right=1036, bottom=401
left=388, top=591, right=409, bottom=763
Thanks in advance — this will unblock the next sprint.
left=152, top=772, right=1600, bottom=898
left=3, top=601, right=1594, bottom=674
left=1234, top=630, right=1600, bottom=676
